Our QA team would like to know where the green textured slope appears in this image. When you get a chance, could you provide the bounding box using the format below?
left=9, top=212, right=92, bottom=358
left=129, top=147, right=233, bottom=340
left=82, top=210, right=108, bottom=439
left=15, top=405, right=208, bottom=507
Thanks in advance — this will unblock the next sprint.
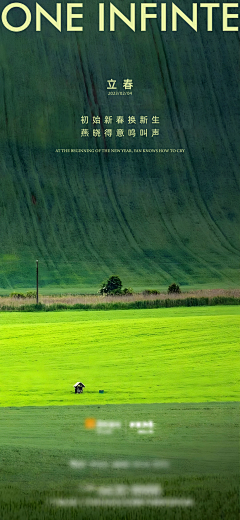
left=0, top=0, right=239, bottom=291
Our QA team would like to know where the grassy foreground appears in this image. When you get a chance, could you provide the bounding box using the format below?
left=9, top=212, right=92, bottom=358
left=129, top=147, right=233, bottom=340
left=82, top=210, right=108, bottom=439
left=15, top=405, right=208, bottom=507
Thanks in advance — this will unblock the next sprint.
left=0, top=307, right=239, bottom=519
left=0, top=403, right=239, bottom=519
left=0, top=306, right=239, bottom=406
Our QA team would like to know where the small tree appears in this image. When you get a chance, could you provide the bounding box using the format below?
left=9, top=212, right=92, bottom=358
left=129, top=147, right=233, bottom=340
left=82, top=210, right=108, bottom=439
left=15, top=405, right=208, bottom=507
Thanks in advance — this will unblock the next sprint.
left=99, top=275, right=122, bottom=295
left=168, top=283, right=181, bottom=294
left=122, top=287, right=133, bottom=295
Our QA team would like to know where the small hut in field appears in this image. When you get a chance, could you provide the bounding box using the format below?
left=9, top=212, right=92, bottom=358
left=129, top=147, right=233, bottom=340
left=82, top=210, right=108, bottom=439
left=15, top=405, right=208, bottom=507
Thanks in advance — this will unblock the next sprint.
left=73, top=382, right=85, bottom=394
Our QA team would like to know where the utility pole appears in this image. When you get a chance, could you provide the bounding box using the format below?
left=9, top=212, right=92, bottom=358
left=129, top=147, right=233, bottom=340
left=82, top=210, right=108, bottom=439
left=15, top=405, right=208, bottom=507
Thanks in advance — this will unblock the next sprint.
left=36, top=260, right=39, bottom=304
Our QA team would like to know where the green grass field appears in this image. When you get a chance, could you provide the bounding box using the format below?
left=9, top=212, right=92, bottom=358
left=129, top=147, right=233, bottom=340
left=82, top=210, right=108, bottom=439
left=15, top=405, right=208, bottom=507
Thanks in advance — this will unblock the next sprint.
left=0, top=306, right=239, bottom=407
left=0, top=306, right=239, bottom=519
left=0, top=0, right=239, bottom=516
left=0, top=402, right=239, bottom=519
left=1, top=305, right=239, bottom=407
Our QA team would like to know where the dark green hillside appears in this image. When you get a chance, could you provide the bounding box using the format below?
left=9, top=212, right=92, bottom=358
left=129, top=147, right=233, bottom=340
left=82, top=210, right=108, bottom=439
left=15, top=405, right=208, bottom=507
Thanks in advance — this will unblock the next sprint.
left=0, top=0, right=239, bottom=292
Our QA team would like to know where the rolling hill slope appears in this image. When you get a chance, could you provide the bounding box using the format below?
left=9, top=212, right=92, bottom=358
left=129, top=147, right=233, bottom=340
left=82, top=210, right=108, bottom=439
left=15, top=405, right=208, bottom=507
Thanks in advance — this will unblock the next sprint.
left=0, top=0, right=239, bottom=292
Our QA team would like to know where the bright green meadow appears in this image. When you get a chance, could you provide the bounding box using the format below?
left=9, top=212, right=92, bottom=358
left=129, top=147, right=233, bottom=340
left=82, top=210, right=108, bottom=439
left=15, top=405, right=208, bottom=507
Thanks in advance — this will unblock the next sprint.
left=0, top=306, right=239, bottom=407
left=0, top=0, right=239, bottom=517
left=0, top=306, right=239, bottom=519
